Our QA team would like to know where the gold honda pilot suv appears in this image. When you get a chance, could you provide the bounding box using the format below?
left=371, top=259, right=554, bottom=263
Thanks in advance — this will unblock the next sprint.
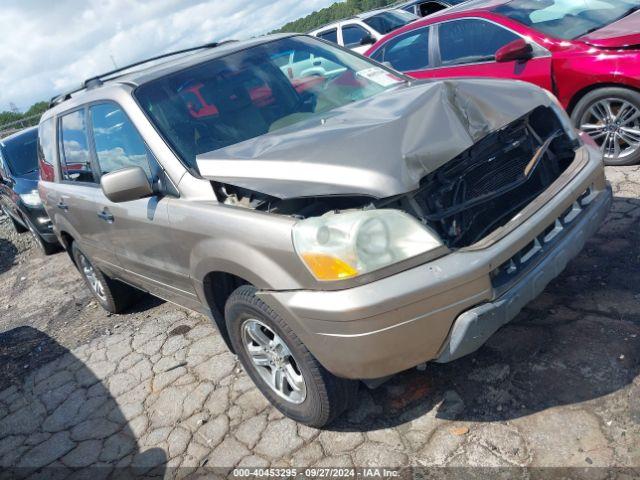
left=38, top=34, right=611, bottom=426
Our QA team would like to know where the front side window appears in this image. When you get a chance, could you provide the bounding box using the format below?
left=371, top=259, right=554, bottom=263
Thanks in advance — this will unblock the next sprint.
left=495, top=0, right=639, bottom=40
left=89, top=103, right=154, bottom=178
left=363, top=10, right=419, bottom=34
left=341, top=24, right=370, bottom=48
left=38, top=119, right=57, bottom=182
left=438, top=19, right=519, bottom=66
left=59, top=110, right=95, bottom=183
left=317, top=29, right=338, bottom=44
left=371, top=27, right=431, bottom=71
left=134, top=36, right=405, bottom=171
left=1, top=129, right=38, bottom=176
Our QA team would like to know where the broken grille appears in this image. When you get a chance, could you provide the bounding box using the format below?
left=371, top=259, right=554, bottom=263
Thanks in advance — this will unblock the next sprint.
left=413, top=106, right=578, bottom=248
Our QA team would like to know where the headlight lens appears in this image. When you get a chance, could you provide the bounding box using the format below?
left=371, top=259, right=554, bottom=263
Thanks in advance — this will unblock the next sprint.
left=293, top=209, right=443, bottom=281
left=20, top=190, right=42, bottom=207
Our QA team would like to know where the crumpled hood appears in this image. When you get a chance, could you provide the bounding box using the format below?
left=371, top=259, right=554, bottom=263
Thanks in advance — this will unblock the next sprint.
left=196, top=78, right=553, bottom=199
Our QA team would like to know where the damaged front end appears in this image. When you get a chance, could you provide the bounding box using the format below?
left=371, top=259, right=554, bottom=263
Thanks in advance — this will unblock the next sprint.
left=381, top=105, right=581, bottom=249
left=201, top=79, right=584, bottom=282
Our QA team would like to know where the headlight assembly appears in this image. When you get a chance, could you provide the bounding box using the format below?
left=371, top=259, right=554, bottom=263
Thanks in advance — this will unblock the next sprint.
left=293, top=209, right=443, bottom=281
left=20, top=190, right=42, bottom=207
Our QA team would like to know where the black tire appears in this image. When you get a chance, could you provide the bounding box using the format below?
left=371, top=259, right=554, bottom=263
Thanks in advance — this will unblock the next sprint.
left=24, top=217, right=60, bottom=256
left=71, top=242, right=134, bottom=314
left=225, top=285, right=358, bottom=427
left=2, top=206, right=28, bottom=233
left=571, top=87, right=640, bottom=166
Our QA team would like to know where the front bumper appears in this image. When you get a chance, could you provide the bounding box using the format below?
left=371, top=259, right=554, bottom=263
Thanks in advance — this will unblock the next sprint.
left=21, top=204, right=57, bottom=242
left=259, top=144, right=611, bottom=379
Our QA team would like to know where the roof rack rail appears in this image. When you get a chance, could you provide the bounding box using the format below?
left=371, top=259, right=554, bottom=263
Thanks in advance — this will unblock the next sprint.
left=49, top=40, right=232, bottom=108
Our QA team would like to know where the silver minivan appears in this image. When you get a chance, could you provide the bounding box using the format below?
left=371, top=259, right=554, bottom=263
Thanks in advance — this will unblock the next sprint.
left=39, top=34, right=611, bottom=426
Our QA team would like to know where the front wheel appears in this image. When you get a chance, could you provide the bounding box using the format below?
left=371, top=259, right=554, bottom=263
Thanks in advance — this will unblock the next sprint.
left=571, top=87, right=640, bottom=166
left=225, top=285, right=357, bottom=427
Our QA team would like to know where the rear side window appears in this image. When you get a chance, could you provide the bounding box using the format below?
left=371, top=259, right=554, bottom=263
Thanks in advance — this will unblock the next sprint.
left=38, top=119, right=57, bottom=182
left=371, top=27, right=431, bottom=72
left=89, top=103, right=154, bottom=179
left=317, top=29, right=338, bottom=44
left=438, top=19, right=519, bottom=66
left=341, top=24, right=369, bottom=48
left=59, top=110, right=95, bottom=183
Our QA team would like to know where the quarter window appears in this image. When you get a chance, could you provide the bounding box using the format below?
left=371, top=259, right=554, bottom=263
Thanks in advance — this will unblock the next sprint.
left=59, top=110, right=95, bottom=183
left=438, top=19, right=520, bottom=66
left=89, top=103, right=155, bottom=178
left=341, top=24, right=370, bottom=48
left=38, top=118, right=57, bottom=182
left=317, top=29, right=338, bottom=44
left=371, top=28, right=430, bottom=72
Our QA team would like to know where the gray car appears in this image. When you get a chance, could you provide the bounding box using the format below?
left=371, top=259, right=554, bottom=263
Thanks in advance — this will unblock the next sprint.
left=39, top=34, right=611, bottom=427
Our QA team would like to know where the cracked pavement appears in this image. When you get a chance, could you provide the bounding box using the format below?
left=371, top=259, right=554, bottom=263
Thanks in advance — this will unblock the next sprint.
left=0, top=167, right=639, bottom=478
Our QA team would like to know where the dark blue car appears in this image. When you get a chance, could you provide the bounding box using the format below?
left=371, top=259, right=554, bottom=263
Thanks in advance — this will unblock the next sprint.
left=0, top=127, right=59, bottom=254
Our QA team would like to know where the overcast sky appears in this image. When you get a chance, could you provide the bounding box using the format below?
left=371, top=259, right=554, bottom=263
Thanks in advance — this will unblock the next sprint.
left=0, top=0, right=337, bottom=111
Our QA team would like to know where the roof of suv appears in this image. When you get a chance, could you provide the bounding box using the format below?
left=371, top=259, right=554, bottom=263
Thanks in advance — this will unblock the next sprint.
left=46, top=33, right=294, bottom=113
left=310, top=8, right=408, bottom=32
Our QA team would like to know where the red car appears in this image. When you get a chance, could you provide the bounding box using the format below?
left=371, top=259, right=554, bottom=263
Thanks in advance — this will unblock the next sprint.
left=365, top=0, right=640, bottom=165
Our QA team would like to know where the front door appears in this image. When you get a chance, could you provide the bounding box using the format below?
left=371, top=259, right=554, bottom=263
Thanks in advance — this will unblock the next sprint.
left=55, top=109, right=119, bottom=270
left=87, top=102, right=198, bottom=307
left=411, top=18, right=553, bottom=91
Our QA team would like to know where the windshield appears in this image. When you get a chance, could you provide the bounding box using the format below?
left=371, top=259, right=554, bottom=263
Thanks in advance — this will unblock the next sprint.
left=1, top=128, right=38, bottom=176
left=364, top=10, right=419, bottom=34
left=135, top=36, right=405, bottom=171
left=495, top=0, right=640, bottom=40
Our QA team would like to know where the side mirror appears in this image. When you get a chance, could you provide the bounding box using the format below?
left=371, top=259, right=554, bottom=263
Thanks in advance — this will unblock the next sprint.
left=360, top=34, right=376, bottom=46
left=495, top=39, right=534, bottom=63
left=100, top=166, right=153, bottom=203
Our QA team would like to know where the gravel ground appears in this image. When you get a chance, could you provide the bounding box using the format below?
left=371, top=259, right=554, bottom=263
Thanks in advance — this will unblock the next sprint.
left=0, top=166, right=639, bottom=478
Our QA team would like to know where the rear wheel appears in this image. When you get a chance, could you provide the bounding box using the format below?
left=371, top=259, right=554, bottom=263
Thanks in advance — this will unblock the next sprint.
left=571, top=87, right=640, bottom=166
left=225, top=285, right=357, bottom=427
left=71, top=242, right=133, bottom=313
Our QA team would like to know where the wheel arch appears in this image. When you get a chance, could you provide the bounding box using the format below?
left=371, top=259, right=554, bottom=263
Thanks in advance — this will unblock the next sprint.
left=567, top=83, right=640, bottom=116
left=202, top=271, right=252, bottom=353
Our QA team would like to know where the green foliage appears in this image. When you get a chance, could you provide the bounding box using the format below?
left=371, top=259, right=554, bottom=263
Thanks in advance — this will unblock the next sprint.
left=275, top=0, right=398, bottom=33
left=0, top=101, right=48, bottom=132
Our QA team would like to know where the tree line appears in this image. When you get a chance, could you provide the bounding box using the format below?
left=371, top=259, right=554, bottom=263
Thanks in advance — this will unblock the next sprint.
left=275, top=0, right=397, bottom=33
left=1, top=0, right=397, bottom=131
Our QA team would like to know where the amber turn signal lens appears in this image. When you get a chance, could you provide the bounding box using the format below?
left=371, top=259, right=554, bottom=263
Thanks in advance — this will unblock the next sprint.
left=301, top=253, right=358, bottom=281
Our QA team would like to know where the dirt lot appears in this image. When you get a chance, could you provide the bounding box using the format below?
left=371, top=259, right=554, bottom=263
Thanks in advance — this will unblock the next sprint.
left=0, top=166, right=639, bottom=478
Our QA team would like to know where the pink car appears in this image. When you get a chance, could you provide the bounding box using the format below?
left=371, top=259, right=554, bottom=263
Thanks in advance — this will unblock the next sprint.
left=365, top=0, right=640, bottom=165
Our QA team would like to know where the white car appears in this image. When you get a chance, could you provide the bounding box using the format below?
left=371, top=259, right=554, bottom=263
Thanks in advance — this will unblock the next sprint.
left=310, top=9, right=419, bottom=54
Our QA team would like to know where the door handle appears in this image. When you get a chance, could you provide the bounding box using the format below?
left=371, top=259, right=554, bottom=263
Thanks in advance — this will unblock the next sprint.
left=97, top=209, right=114, bottom=223
left=56, top=201, right=69, bottom=211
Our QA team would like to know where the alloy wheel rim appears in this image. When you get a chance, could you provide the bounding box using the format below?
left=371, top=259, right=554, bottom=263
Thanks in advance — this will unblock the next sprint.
left=241, top=319, right=307, bottom=404
left=580, top=98, right=640, bottom=161
left=79, top=254, right=107, bottom=302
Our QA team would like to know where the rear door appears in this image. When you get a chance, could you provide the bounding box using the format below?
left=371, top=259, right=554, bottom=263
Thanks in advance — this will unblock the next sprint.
left=421, top=18, right=553, bottom=90
left=87, top=102, right=197, bottom=306
left=54, top=108, right=119, bottom=270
